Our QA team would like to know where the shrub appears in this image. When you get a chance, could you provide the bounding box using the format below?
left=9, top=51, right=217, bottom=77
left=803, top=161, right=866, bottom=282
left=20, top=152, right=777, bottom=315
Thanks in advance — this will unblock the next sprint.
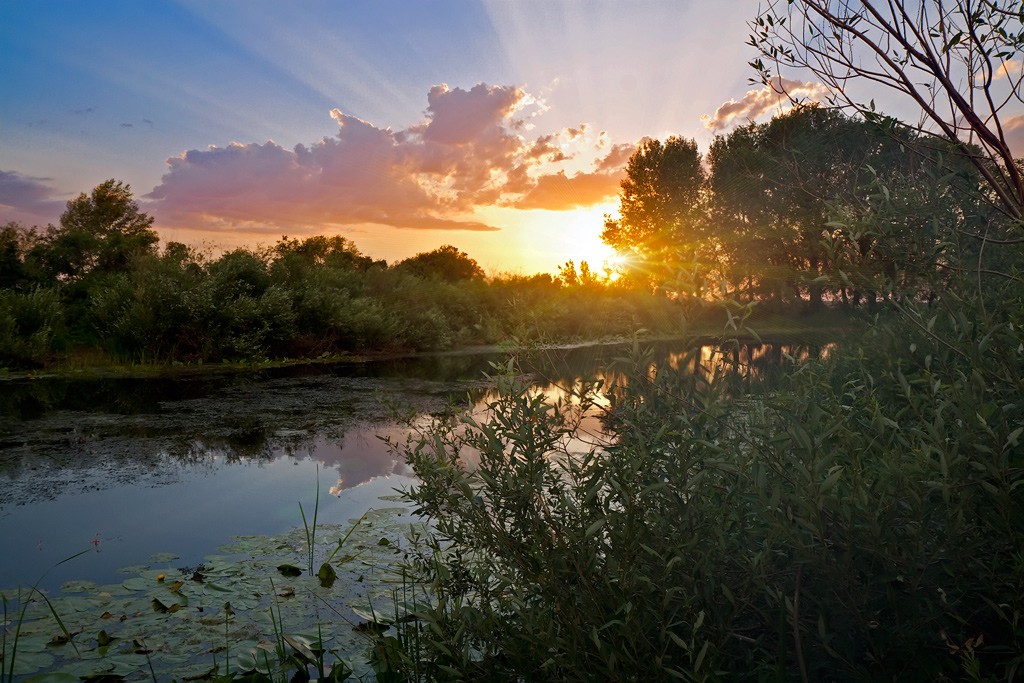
left=0, top=287, right=64, bottom=367
left=387, top=292, right=1023, bottom=681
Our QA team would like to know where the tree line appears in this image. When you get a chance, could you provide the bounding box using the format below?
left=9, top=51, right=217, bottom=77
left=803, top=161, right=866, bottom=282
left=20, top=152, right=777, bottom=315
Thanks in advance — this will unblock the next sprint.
left=605, top=105, right=1017, bottom=311
left=369, top=2, right=1024, bottom=680
left=0, top=181, right=686, bottom=369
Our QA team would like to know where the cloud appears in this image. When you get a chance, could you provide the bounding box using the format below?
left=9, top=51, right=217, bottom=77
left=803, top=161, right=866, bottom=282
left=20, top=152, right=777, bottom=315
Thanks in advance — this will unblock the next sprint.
left=702, top=77, right=830, bottom=132
left=1001, top=114, right=1024, bottom=157
left=0, top=170, right=66, bottom=226
left=147, top=83, right=628, bottom=235
left=996, top=59, right=1022, bottom=80
left=512, top=142, right=634, bottom=210
left=514, top=170, right=623, bottom=210
left=419, top=83, right=524, bottom=145
left=595, top=142, right=635, bottom=173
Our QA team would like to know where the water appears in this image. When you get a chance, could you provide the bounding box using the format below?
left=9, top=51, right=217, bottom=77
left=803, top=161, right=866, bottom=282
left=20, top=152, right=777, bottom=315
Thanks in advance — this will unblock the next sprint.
left=0, top=339, right=831, bottom=591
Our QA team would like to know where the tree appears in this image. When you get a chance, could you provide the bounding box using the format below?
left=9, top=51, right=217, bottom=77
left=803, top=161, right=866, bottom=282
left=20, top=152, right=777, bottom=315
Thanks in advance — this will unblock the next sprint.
left=40, top=179, right=159, bottom=279
left=0, top=222, right=43, bottom=290
left=602, top=136, right=710, bottom=291
left=749, top=0, right=1024, bottom=225
left=708, top=105, right=971, bottom=308
left=272, top=235, right=378, bottom=272
left=396, top=245, right=484, bottom=283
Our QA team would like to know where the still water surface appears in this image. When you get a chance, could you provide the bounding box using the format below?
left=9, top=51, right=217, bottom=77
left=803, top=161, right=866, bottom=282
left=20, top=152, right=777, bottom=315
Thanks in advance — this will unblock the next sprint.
left=0, top=340, right=830, bottom=591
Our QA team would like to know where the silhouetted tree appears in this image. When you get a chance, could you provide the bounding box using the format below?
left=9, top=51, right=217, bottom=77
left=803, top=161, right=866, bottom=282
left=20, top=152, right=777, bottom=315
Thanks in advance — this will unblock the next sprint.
left=0, top=222, right=43, bottom=290
left=39, top=180, right=158, bottom=279
left=708, top=106, right=988, bottom=308
left=750, top=0, right=1024, bottom=225
left=601, top=136, right=710, bottom=293
left=708, top=106, right=883, bottom=307
left=397, top=244, right=484, bottom=282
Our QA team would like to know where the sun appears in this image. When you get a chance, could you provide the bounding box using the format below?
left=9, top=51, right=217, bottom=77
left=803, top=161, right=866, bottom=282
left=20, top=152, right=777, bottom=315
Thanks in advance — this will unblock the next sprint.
left=560, top=203, right=619, bottom=267
left=460, top=202, right=625, bottom=276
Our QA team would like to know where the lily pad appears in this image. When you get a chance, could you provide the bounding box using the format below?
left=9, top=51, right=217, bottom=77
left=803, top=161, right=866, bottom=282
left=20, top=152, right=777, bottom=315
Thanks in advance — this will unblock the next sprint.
left=24, top=673, right=79, bottom=683
left=60, top=580, right=98, bottom=593
left=8, top=649, right=55, bottom=676
left=121, top=577, right=151, bottom=591
left=1, top=506, right=416, bottom=679
left=148, top=552, right=179, bottom=563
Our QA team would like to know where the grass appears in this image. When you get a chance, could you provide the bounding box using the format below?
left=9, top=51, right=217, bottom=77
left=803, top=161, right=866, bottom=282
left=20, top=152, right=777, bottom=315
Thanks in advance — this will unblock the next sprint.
left=1, top=548, right=91, bottom=682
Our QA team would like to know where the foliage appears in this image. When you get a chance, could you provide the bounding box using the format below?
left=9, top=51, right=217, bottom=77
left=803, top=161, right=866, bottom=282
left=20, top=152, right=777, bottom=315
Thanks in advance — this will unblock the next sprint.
left=602, top=136, right=710, bottom=292
left=396, top=245, right=484, bottom=283
left=38, top=180, right=159, bottom=280
left=707, top=106, right=990, bottom=309
left=0, top=187, right=718, bottom=370
left=0, top=509, right=413, bottom=680
left=384, top=283, right=1023, bottom=680
left=749, top=0, right=1024, bottom=223
left=0, top=287, right=64, bottom=367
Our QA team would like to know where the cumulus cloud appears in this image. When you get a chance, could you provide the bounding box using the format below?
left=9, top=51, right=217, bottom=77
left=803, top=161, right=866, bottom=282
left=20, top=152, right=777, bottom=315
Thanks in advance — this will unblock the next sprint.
left=147, top=83, right=629, bottom=235
left=996, top=59, right=1022, bottom=80
left=1000, top=113, right=1024, bottom=157
left=0, top=170, right=66, bottom=226
left=514, top=171, right=623, bottom=210
left=702, top=77, right=831, bottom=132
left=513, top=142, right=634, bottom=210
left=594, top=142, right=635, bottom=173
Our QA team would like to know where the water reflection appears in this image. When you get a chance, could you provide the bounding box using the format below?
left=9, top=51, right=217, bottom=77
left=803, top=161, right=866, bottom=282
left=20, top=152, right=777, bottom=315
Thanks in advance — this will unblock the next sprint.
left=0, top=338, right=835, bottom=589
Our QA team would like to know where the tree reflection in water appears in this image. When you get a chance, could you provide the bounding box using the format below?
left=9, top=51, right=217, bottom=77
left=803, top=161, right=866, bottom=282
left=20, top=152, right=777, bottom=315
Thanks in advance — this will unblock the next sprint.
left=0, top=338, right=834, bottom=589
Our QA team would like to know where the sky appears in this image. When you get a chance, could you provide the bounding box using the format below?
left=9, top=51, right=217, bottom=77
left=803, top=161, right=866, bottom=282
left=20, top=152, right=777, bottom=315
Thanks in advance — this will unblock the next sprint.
left=0, top=0, right=818, bottom=275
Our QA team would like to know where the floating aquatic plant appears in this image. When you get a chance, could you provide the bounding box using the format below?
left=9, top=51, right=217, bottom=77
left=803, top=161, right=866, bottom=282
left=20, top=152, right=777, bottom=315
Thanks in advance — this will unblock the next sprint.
left=0, top=508, right=420, bottom=680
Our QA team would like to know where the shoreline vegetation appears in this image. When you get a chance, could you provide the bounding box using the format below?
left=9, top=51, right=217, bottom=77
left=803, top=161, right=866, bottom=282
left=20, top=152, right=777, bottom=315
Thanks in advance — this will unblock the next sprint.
left=5, top=0, right=1024, bottom=674
left=0, top=308, right=860, bottom=382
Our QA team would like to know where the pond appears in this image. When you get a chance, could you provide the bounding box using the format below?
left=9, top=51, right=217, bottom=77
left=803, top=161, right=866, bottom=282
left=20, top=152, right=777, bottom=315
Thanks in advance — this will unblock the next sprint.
left=0, top=338, right=840, bottom=678
left=0, top=338, right=834, bottom=594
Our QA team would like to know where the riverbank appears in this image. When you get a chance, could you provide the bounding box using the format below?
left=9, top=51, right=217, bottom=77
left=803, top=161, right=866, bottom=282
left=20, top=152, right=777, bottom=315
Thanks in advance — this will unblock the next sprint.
left=0, top=307, right=863, bottom=382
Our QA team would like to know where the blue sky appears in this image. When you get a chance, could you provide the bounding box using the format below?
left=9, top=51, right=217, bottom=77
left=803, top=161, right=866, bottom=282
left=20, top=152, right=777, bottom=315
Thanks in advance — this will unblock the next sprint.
left=1, top=0, right=794, bottom=273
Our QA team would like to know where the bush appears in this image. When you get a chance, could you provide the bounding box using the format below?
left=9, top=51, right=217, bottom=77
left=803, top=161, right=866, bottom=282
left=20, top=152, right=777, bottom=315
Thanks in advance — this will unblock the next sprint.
left=0, top=287, right=64, bottom=367
left=387, top=292, right=1023, bottom=680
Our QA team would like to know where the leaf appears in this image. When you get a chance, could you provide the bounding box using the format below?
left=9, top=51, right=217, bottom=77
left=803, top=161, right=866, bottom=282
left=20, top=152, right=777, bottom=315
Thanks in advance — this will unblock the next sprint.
left=23, top=674, right=79, bottom=683
left=121, top=577, right=151, bottom=591
left=283, top=634, right=318, bottom=662
left=318, top=562, right=337, bottom=588
left=694, top=640, right=709, bottom=670
left=820, top=466, right=843, bottom=493
left=352, top=605, right=391, bottom=625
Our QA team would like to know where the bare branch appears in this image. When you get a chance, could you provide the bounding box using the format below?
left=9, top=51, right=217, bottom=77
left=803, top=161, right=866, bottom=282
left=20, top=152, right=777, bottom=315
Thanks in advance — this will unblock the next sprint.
left=750, top=0, right=1024, bottom=224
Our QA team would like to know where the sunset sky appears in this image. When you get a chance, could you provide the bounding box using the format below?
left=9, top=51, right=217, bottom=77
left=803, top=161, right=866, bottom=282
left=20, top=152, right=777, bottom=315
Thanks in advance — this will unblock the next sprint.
left=0, top=0, right=825, bottom=275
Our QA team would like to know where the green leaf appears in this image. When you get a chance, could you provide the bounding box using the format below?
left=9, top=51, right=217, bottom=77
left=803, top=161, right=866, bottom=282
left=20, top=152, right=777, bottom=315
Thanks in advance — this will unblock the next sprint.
left=318, top=562, right=337, bottom=588
left=24, top=674, right=79, bottom=683
left=121, top=577, right=151, bottom=591
left=820, top=466, right=843, bottom=493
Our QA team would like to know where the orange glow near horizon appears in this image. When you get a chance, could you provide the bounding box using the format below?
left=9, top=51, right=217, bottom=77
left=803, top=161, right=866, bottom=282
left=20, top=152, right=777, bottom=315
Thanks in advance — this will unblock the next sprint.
left=468, top=201, right=622, bottom=276
left=155, top=200, right=627, bottom=279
